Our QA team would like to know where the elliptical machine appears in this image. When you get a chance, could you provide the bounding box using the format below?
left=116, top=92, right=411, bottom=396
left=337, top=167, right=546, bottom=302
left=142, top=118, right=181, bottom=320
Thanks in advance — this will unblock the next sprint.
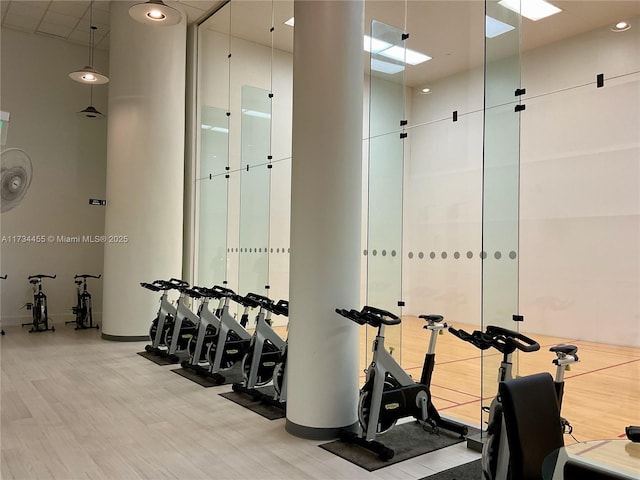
left=448, top=323, right=578, bottom=480
left=335, top=306, right=469, bottom=461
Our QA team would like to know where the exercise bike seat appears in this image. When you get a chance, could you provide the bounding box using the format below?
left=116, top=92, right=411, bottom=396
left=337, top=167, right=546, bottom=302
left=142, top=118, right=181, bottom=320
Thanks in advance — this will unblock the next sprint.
left=549, top=344, right=577, bottom=355
left=419, top=314, right=444, bottom=323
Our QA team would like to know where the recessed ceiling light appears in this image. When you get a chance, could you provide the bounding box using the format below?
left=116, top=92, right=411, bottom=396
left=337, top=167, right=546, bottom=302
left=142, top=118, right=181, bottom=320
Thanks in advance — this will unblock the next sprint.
left=486, top=15, right=516, bottom=38
left=611, top=21, right=631, bottom=32
left=420, top=87, right=431, bottom=94
left=284, top=17, right=294, bottom=27
left=499, top=0, right=562, bottom=21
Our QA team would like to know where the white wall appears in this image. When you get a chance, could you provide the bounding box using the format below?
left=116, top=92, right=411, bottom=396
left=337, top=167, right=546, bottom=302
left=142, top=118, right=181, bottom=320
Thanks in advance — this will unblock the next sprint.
left=519, top=18, right=640, bottom=346
left=405, top=19, right=640, bottom=347
left=195, top=15, right=639, bottom=348
left=0, top=28, right=108, bottom=326
left=404, top=67, right=484, bottom=326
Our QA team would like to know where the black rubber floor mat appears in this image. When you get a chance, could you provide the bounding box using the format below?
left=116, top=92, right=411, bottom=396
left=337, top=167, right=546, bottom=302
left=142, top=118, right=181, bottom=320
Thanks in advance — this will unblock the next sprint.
left=219, top=387, right=285, bottom=420
left=418, top=459, right=482, bottom=479
left=136, top=351, right=176, bottom=366
left=320, top=423, right=479, bottom=471
left=170, top=367, right=244, bottom=387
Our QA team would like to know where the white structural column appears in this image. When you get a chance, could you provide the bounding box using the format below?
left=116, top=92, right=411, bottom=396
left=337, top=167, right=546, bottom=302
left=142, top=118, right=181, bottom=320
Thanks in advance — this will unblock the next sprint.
left=286, top=0, right=364, bottom=439
left=102, top=2, right=186, bottom=339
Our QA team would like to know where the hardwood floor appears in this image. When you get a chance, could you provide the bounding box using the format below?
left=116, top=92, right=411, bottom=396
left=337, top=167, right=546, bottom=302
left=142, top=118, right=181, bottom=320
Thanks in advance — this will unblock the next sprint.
left=1, top=318, right=638, bottom=479
left=391, top=317, right=640, bottom=443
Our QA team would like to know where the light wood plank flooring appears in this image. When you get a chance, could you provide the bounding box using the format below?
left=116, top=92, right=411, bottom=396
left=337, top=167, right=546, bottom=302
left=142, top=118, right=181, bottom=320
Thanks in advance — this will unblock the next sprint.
left=0, top=325, right=477, bottom=480
left=2, top=318, right=638, bottom=479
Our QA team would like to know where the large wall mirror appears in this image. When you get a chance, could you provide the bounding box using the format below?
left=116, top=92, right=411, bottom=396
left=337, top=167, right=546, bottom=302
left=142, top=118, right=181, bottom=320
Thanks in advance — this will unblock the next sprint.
left=193, top=0, right=640, bottom=440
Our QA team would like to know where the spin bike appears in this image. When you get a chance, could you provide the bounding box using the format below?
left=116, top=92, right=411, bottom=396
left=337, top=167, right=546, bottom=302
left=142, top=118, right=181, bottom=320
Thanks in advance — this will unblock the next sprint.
left=335, top=306, right=469, bottom=461
left=232, top=292, right=289, bottom=407
left=0, top=274, right=6, bottom=335
left=142, top=278, right=188, bottom=356
left=22, top=274, right=56, bottom=333
left=181, top=285, right=225, bottom=369
left=66, top=274, right=101, bottom=330
left=182, top=286, right=254, bottom=384
left=448, top=323, right=578, bottom=480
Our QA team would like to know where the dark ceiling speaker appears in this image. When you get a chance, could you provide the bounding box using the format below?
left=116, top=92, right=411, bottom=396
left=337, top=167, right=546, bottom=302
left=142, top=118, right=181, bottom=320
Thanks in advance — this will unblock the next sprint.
left=1, top=148, right=33, bottom=213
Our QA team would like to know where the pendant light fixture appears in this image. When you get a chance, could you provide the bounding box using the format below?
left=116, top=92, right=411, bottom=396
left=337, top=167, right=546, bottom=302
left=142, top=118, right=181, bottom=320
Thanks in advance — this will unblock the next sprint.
left=129, top=0, right=182, bottom=26
left=69, top=1, right=109, bottom=84
left=77, top=86, right=105, bottom=119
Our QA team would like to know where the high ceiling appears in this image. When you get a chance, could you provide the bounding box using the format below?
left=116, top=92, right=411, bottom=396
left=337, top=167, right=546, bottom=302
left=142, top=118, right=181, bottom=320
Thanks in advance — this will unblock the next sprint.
left=0, top=0, right=221, bottom=49
left=2, top=0, right=640, bottom=86
left=204, top=0, right=640, bottom=87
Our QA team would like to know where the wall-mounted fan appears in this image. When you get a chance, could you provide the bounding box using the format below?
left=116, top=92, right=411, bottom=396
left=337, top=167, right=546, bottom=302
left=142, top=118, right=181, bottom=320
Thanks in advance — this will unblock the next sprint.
left=1, top=148, right=33, bottom=213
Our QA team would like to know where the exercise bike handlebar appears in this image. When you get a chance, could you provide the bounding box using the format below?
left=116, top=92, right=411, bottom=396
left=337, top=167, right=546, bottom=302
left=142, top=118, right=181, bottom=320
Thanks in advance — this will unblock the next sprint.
left=486, top=325, right=540, bottom=353
left=140, top=282, right=162, bottom=292
left=449, top=325, right=540, bottom=354
left=244, top=292, right=274, bottom=310
left=28, top=274, right=57, bottom=280
left=74, top=274, right=101, bottom=279
left=362, top=306, right=401, bottom=326
left=335, top=308, right=367, bottom=325
left=151, top=278, right=188, bottom=290
left=335, top=306, right=401, bottom=327
left=271, top=299, right=289, bottom=317
left=210, top=285, right=236, bottom=298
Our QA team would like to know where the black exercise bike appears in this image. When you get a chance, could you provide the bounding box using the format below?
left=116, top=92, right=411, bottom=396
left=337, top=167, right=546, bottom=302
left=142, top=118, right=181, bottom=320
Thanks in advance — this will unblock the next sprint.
left=66, top=274, right=101, bottom=330
left=21, top=274, right=56, bottom=333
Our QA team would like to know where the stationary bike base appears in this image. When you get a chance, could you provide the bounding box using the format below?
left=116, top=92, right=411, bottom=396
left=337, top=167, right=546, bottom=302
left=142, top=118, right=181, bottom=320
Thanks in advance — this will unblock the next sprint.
left=231, top=383, right=286, bottom=411
left=179, top=362, right=228, bottom=385
left=338, top=429, right=395, bottom=461
left=144, top=345, right=182, bottom=363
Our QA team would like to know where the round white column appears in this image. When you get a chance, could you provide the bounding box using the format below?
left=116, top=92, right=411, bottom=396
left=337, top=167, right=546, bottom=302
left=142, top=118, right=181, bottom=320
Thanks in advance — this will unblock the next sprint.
left=285, top=0, right=364, bottom=439
left=102, top=2, right=186, bottom=340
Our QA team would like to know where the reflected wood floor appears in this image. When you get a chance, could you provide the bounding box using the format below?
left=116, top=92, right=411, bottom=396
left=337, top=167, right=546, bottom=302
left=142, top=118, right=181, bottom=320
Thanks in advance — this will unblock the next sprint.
left=0, top=325, right=477, bottom=480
